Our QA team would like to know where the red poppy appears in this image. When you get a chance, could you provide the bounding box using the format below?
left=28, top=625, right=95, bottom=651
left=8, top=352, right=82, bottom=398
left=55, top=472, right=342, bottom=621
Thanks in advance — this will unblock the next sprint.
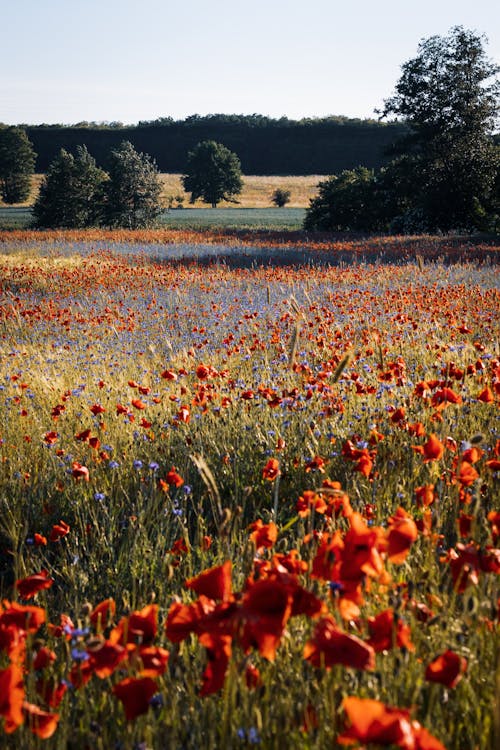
left=90, top=598, right=116, bottom=628
left=366, top=609, right=414, bottom=652
left=248, top=520, right=278, bottom=551
left=112, top=604, right=158, bottom=646
left=164, top=468, right=184, bottom=488
left=71, top=462, right=89, bottom=481
left=34, top=533, right=47, bottom=546
left=186, top=561, right=232, bottom=602
left=43, top=431, right=59, bottom=445
left=22, top=702, right=59, bottom=739
left=0, top=664, right=24, bottom=733
left=456, top=461, right=479, bottom=487
left=425, top=649, right=467, bottom=688
left=89, top=403, right=106, bottom=415
left=133, top=646, right=170, bottom=677
left=304, top=616, right=375, bottom=671
left=413, top=434, right=445, bottom=462
left=33, top=646, right=56, bottom=671
left=477, top=386, right=494, bottom=403
left=386, top=507, right=418, bottom=564
left=240, top=577, right=293, bottom=661
left=87, top=639, right=127, bottom=679
left=0, top=601, right=46, bottom=634
left=338, top=696, right=414, bottom=747
left=262, top=458, right=280, bottom=481
left=198, top=633, right=232, bottom=696
left=49, top=520, right=70, bottom=542
left=113, top=676, right=157, bottom=721
left=15, top=570, right=54, bottom=600
left=305, top=455, right=326, bottom=472
left=131, top=398, right=146, bottom=410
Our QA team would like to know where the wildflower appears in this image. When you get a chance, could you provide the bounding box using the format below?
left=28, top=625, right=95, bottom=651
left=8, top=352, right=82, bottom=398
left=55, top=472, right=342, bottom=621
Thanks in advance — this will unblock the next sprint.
left=15, top=570, right=54, bottom=600
left=425, top=650, right=467, bottom=688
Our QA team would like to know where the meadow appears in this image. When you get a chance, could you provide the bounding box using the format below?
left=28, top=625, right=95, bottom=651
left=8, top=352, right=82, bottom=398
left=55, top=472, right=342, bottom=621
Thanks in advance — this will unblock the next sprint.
left=0, top=174, right=323, bottom=232
left=0, top=231, right=498, bottom=749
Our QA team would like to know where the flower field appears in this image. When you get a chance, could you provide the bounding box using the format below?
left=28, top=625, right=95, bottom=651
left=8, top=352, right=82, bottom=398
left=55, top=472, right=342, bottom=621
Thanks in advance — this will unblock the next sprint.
left=0, top=232, right=499, bottom=749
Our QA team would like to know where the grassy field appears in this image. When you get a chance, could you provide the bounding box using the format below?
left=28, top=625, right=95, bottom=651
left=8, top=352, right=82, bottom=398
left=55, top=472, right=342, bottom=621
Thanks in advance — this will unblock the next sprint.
left=1, top=174, right=324, bottom=210
left=0, top=206, right=307, bottom=231
left=0, top=232, right=498, bottom=748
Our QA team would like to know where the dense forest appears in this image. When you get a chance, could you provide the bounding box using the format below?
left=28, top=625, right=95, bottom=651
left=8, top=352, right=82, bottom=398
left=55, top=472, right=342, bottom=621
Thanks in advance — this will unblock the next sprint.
left=21, top=114, right=408, bottom=174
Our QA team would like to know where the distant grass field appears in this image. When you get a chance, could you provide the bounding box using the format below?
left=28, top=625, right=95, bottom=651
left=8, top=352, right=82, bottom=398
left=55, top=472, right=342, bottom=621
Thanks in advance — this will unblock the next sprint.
left=0, top=207, right=306, bottom=231
left=1, top=174, right=324, bottom=210
left=0, top=174, right=319, bottom=230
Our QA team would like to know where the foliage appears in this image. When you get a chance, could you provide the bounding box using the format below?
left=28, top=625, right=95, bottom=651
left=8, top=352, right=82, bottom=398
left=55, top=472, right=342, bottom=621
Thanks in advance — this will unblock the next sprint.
left=25, top=116, right=407, bottom=174
left=303, top=167, right=385, bottom=231
left=32, top=146, right=107, bottom=228
left=382, top=26, right=500, bottom=231
left=104, top=140, right=163, bottom=228
left=0, top=127, right=36, bottom=204
left=271, top=188, right=291, bottom=207
left=182, top=140, right=243, bottom=207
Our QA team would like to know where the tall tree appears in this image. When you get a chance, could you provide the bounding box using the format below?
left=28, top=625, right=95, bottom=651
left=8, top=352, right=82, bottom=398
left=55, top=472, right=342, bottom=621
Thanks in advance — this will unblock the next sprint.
left=33, top=146, right=107, bottom=228
left=382, top=26, right=499, bottom=231
left=104, top=141, right=162, bottom=228
left=182, top=141, right=243, bottom=207
left=0, top=127, right=36, bottom=204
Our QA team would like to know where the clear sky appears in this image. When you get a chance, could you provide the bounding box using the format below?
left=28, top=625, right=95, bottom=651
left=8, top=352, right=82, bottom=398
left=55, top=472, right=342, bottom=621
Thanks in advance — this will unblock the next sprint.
left=1, top=0, right=499, bottom=125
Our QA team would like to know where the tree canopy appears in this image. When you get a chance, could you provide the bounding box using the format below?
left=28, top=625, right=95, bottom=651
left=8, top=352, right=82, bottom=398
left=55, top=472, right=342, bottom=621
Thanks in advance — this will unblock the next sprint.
left=33, top=146, right=106, bottom=228
left=182, top=141, right=243, bottom=207
left=0, top=127, right=36, bottom=204
left=381, top=26, right=499, bottom=231
left=304, top=27, right=499, bottom=233
left=104, top=141, right=163, bottom=228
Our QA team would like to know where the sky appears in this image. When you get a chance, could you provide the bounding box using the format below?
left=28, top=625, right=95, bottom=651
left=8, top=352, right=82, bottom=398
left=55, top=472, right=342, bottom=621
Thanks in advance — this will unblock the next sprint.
left=1, top=0, right=499, bottom=126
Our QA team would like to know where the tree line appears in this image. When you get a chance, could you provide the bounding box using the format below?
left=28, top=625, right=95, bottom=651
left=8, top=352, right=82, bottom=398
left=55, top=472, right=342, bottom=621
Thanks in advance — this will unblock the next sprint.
left=20, top=116, right=406, bottom=175
left=1, top=27, right=498, bottom=233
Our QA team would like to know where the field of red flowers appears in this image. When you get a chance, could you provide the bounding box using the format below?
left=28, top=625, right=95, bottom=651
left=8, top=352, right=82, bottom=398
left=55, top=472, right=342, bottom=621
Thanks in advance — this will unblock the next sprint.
left=0, top=231, right=498, bottom=748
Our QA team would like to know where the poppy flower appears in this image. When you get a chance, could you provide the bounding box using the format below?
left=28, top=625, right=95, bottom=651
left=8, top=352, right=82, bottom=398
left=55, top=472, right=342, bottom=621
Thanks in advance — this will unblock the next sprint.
left=198, top=633, right=232, bottom=696
left=248, top=520, right=278, bottom=551
left=304, top=616, right=375, bottom=671
left=386, top=507, right=418, bottom=564
left=164, top=468, right=184, bottom=488
left=0, top=601, right=46, bottom=634
left=186, top=561, right=232, bottom=602
left=131, top=398, right=146, bottom=410
left=240, top=578, right=293, bottom=661
left=49, top=520, right=70, bottom=542
left=305, top=455, right=326, bottom=473
left=36, top=677, right=67, bottom=708
left=113, top=676, right=157, bottom=721
left=456, top=461, right=479, bottom=487
left=90, top=598, right=116, bottom=628
left=89, top=403, right=106, bottom=415
left=413, top=434, right=445, bottom=462
left=338, top=697, right=414, bottom=748
left=296, top=490, right=328, bottom=518
left=477, top=386, right=494, bottom=403
left=425, top=649, right=467, bottom=688
left=71, top=462, right=89, bottom=481
left=262, top=458, right=280, bottom=481
left=33, top=646, right=56, bottom=671
left=366, top=609, right=414, bottom=652
left=87, top=639, right=127, bottom=678
left=0, top=664, right=24, bottom=732
left=21, top=702, right=59, bottom=739
left=33, top=533, right=47, bottom=546
left=16, top=570, right=53, bottom=600
left=132, top=646, right=170, bottom=677
left=112, top=604, right=158, bottom=646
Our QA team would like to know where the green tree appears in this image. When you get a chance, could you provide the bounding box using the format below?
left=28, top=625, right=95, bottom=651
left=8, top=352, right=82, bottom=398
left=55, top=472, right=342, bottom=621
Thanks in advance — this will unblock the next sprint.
left=182, top=141, right=243, bottom=207
left=382, top=26, right=499, bottom=231
left=33, top=146, right=107, bottom=228
left=104, top=141, right=162, bottom=228
left=271, top=188, right=291, bottom=207
left=304, top=167, right=383, bottom=231
left=0, top=127, right=36, bottom=204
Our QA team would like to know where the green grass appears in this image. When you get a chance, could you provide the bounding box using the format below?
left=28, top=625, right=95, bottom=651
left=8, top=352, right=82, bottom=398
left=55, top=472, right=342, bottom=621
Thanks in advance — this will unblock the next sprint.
left=0, top=207, right=306, bottom=231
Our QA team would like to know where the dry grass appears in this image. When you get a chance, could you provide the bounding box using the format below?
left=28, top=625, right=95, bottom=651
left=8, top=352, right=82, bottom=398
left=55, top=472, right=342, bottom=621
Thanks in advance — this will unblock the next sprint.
left=4, top=174, right=325, bottom=209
